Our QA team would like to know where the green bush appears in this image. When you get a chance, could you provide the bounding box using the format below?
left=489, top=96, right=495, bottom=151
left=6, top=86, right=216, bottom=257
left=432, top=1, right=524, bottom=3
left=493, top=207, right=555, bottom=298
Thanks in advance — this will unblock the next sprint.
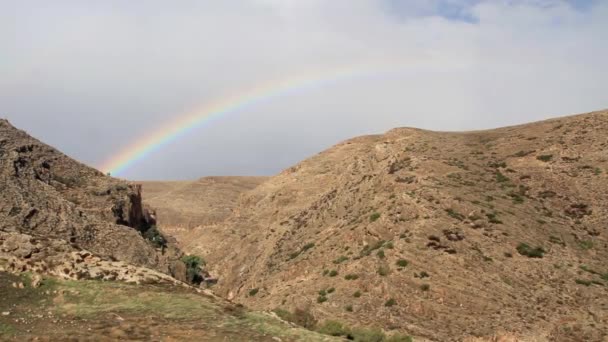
left=377, top=250, right=385, bottom=259
left=143, top=225, right=167, bottom=248
left=333, top=256, right=349, bottom=264
left=377, top=266, right=390, bottom=276
left=345, top=305, right=354, bottom=312
left=317, top=295, right=328, bottom=303
left=420, top=284, right=430, bottom=291
left=327, top=287, right=335, bottom=294
left=318, top=289, right=327, bottom=296
left=329, top=270, right=338, bottom=277
left=345, top=274, right=359, bottom=280
left=516, top=243, right=545, bottom=258
left=249, top=288, right=259, bottom=296
left=536, top=154, right=553, bottom=162
left=396, top=259, right=408, bottom=267
left=495, top=171, right=509, bottom=183
left=370, top=213, right=381, bottom=222
left=353, top=290, right=362, bottom=298
left=180, top=255, right=205, bottom=284
left=384, top=298, right=396, bottom=307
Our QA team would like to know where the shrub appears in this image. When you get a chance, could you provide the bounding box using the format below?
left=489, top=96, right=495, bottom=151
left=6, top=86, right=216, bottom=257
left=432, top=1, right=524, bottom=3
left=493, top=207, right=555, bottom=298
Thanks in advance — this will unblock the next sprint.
left=385, top=241, right=394, bottom=249
left=420, top=284, right=430, bottom=291
left=486, top=213, right=503, bottom=224
left=509, top=193, right=524, bottom=204
left=249, top=288, right=259, bottom=296
left=377, top=250, right=385, bottom=259
left=396, top=259, right=408, bottom=267
left=353, top=291, right=362, bottom=298
left=577, top=240, right=594, bottom=250
left=333, top=256, right=349, bottom=264
left=495, top=171, right=509, bottom=183
left=575, top=279, right=592, bottom=286
left=384, top=298, right=396, bottom=307
left=143, top=225, right=167, bottom=248
left=345, top=305, right=353, bottom=312
left=327, top=287, right=335, bottom=294
left=445, top=208, right=465, bottom=221
left=370, top=213, right=381, bottom=222
left=345, top=274, right=359, bottom=280
left=419, top=271, right=429, bottom=278
left=318, top=289, right=327, bottom=296
left=377, top=265, right=390, bottom=276
left=317, top=295, right=328, bottom=303
left=516, top=243, right=545, bottom=258
left=360, top=240, right=386, bottom=257
left=536, top=154, right=553, bottom=162
left=317, top=320, right=350, bottom=337
left=181, top=255, right=205, bottom=284
left=329, top=270, right=338, bottom=277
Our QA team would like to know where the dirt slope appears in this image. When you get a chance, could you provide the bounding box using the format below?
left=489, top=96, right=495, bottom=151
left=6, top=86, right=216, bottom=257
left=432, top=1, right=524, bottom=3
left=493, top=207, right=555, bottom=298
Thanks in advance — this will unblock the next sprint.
left=0, top=119, right=181, bottom=275
left=186, top=110, right=608, bottom=341
left=140, top=177, right=267, bottom=246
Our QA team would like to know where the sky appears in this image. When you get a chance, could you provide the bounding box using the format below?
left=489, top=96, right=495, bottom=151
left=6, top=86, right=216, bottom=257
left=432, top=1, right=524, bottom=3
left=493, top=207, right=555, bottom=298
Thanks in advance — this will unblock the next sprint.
left=1, top=0, right=606, bottom=180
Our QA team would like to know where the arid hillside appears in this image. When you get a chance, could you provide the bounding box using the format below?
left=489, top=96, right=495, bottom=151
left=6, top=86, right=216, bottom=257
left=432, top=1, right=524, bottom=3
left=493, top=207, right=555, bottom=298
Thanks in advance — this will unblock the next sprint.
left=184, top=110, right=608, bottom=341
left=140, top=176, right=267, bottom=246
left=0, top=118, right=182, bottom=275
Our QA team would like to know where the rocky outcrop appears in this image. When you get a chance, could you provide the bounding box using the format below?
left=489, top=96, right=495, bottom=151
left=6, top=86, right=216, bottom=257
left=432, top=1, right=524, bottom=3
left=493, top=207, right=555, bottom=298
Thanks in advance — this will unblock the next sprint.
left=0, top=119, right=181, bottom=275
left=0, top=231, right=185, bottom=286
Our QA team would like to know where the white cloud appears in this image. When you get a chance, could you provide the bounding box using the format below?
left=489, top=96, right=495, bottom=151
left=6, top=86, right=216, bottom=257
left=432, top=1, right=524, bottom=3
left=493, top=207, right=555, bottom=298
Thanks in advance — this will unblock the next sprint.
left=0, top=0, right=606, bottom=179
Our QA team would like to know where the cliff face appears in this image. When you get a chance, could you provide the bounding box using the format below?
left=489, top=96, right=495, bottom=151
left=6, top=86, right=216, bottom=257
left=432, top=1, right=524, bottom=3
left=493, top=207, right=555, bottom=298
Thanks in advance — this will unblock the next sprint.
left=0, top=119, right=180, bottom=274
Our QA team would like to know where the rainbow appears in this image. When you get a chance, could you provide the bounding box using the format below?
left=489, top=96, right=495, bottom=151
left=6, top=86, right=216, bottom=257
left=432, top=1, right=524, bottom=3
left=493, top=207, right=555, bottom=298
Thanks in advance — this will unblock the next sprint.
left=99, top=57, right=458, bottom=176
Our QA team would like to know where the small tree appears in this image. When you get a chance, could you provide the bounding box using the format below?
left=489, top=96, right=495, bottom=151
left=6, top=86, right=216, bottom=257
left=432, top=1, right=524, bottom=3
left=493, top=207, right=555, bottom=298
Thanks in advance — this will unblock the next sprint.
left=143, top=225, right=167, bottom=248
left=181, top=255, right=205, bottom=284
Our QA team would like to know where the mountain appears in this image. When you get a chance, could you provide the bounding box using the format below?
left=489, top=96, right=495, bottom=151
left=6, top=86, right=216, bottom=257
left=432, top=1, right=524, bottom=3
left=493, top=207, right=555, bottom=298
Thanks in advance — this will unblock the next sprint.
left=180, top=110, right=608, bottom=341
left=0, top=118, right=182, bottom=276
left=140, top=176, right=268, bottom=249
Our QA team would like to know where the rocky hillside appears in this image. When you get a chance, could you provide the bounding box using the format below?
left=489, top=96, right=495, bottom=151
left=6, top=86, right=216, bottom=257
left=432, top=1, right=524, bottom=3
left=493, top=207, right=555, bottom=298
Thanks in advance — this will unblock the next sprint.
left=0, top=119, right=182, bottom=276
left=187, top=110, right=608, bottom=341
left=140, top=176, right=267, bottom=247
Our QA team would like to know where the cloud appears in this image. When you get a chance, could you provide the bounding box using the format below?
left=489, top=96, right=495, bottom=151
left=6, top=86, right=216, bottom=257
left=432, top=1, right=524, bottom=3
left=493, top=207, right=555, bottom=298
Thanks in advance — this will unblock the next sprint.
left=0, top=0, right=606, bottom=179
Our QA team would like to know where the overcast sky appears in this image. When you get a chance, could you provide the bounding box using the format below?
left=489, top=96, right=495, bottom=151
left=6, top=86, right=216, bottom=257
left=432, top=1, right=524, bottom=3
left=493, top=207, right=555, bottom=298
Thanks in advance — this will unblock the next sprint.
left=1, top=0, right=606, bottom=180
